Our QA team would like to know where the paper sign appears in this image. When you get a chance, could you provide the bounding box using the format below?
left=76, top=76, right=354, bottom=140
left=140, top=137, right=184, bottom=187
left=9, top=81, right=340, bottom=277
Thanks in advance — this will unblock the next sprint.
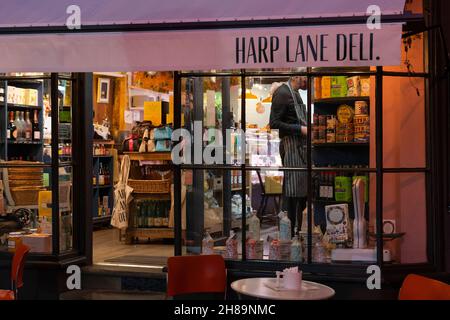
left=206, top=90, right=216, bottom=127
left=230, top=85, right=239, bottom=117
left=144, top=101, right=162, bottom=125
left=166, top=95, right=174, bottom=124
left=133, top=111, right=142, bottom=122
left=124, top=111, right=133, bottom=124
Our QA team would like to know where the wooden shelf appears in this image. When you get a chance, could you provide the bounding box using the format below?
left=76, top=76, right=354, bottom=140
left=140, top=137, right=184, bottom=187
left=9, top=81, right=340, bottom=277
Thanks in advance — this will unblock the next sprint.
left=2, top=103, right=42, bottom=110
left=122, top=152, right=172, bottom=161
left=94, top=140, right=115, bottom=145
left=93, top=215, right=112, bottom=222
left=313, top=143, right=370, bottom=148
left=314, top=199, right=353, bottom=204
left=5, top=141, right=43, bottom=145
left=93, top=155, right=113, bottom=158
left=125, top=228, right=174, bottom=243
left=313, top=97, right=370, bottom=104
left=94, top=185, right=113, bottom=189
left=369, top=232, right=406, bottom=241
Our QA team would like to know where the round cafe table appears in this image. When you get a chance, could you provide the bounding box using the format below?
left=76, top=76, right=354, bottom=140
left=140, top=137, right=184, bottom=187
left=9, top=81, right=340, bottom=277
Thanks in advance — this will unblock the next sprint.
left=231, top=277, right=335, bottom=300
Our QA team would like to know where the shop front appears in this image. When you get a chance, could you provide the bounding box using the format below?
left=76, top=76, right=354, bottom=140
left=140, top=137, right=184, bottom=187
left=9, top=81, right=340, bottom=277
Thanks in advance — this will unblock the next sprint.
left=0, top=0, right=448, bottom=299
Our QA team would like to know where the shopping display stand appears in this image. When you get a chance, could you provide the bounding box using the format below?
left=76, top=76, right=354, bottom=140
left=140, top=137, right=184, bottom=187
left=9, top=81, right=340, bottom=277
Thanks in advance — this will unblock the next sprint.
left=121, top=152, right=174, bottom=244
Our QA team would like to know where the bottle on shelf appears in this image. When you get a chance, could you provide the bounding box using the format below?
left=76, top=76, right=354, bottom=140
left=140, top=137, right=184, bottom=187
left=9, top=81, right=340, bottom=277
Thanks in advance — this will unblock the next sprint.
left=32, top=110, right=40, bottom=141
left=14, top=111, right=22, bottom=142
left=154, top=201, right=162, bottom=228
left=136, top=201, right=142, bottom=228
left=19, top=111, right=26, bottom=142
left=103, top=165, right=109, bottom=186
left=98, top=163, right=105, bottom=186
left=24, top=111, right=32, bottom=142
left=148, top=200, right=155, bottom=228
left=162, top=201, right=169, bottom=228
left=7, top=111, right=16, bottom=141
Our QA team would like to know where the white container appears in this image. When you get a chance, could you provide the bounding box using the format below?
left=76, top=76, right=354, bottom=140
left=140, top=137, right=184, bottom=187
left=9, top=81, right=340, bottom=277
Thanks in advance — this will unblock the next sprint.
left=248, top=211, right=260, bottom=240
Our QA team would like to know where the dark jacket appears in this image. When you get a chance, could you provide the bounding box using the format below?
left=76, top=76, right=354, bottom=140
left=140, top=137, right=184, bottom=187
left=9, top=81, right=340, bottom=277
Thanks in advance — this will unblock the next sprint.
left=269, top=83, right=305, bottom=138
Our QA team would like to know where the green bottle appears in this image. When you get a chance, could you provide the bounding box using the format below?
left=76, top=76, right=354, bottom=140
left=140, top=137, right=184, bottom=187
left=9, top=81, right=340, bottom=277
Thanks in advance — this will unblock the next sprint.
left=140, top=201, right=147, bottom=228
left=163, top=201, right=170, bottom=228
left=136, top=202, right=141, bottom=228
left=147, top=200, right=154, bottom=228
left=154, top=201, right=161, bottom=227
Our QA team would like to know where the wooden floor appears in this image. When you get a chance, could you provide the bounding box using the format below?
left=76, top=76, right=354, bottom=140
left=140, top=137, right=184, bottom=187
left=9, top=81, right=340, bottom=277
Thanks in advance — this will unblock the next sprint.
left=93, top=228, right=174, bottom=264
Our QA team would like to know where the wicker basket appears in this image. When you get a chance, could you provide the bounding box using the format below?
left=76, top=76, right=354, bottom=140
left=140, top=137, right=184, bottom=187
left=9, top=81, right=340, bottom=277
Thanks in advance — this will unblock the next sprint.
left=128, top=179, right=171, bottom=194
left=11, top=186, right=46, bottom=206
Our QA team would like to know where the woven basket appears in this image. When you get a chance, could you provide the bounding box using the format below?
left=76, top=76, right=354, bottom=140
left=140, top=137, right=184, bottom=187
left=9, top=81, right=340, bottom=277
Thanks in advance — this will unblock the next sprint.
left=128, top=179, right=171, bottom=194
left=11, top=186, right=46, bottom=206
left=8, top=179, right=43, bottom=187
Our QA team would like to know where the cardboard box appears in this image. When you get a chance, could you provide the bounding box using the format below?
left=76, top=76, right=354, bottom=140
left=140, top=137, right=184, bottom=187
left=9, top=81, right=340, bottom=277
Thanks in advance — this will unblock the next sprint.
left=314, top=77, right=322, bottom=100
left=360, top=77, right=371, bottom=96
left=331, top=76, right=348, bottom=97
left=321, top=77, right=331, bottom=99
left=22, top=233, right=52, bottom=254
left=265, top=176, right=282, bottom=194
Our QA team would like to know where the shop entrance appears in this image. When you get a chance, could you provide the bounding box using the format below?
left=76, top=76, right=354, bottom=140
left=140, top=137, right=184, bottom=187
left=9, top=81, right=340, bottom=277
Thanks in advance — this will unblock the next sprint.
left=91, top=72, right=174, bottom=270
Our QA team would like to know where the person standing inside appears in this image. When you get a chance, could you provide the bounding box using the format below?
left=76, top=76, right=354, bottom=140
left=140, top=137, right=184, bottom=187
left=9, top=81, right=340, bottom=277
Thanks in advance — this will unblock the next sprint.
left=269, top=76, right=308, bottom=237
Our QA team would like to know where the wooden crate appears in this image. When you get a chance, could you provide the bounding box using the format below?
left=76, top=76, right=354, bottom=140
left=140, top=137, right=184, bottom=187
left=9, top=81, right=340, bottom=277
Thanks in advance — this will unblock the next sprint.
left=125, top=228, right=174, bottom=244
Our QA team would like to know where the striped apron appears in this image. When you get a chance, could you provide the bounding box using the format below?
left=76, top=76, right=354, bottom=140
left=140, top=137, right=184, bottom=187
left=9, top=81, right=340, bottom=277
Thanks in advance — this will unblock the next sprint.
left=280, top=83, right=308, bottom=198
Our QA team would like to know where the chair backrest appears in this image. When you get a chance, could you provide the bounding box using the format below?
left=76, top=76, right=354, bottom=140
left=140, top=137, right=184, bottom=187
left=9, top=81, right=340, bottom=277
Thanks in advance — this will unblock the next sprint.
left=399, top=274, right=450, bottom=300
left=11, top=244, right=30, bottom=290
left=167, top=255, right=226, bottom=298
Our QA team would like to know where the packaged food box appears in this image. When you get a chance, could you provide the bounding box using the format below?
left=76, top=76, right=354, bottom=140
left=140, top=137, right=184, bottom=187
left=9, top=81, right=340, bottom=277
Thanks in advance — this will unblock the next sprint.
left=326, top=116, right=337, bottom=129
left=314, top=77, right=322, bottom=100
left=337, top=105, right=355, bottom=124
left=360, top=77, right=371, bottom=96
left=347, top=76, right=361, bottom=97
left=336, top=134, right=354, bottom=143
left=326, top=131, right=336, bottom=143
left=355, top=101, right=369, bottom=115
left=321, top=77, right=331, bottom=99
left=354, top=115, right=370, bottom=126
left=334, top=176, right=353, bottom=202
left=331, top=76, right=348, bottom=98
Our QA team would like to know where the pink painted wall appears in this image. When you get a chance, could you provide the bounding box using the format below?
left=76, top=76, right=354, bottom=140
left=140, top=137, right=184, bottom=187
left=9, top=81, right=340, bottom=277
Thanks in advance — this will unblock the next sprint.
left=369, top=0, right=428, bottom=264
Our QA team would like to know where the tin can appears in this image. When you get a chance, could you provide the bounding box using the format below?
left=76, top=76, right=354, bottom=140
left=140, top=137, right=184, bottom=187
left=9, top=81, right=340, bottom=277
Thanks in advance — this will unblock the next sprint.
left=355, top=101, right=369, bottom=116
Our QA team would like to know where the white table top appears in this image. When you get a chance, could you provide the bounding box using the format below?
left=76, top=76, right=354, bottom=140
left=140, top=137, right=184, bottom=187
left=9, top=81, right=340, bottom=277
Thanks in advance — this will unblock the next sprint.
left=231, top=277, right=335, bottom=300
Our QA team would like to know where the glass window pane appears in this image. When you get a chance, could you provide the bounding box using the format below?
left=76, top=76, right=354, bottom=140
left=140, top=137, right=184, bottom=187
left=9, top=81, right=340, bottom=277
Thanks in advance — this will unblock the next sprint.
left=59, top=166, right=73, bottom=253
left=381, top=77, right=426, bottom=169
left=381, top=173, right=427, bottom=264
left=0, top=166, right=52, bottom=255
left=58, top=79, right=73, bottom=164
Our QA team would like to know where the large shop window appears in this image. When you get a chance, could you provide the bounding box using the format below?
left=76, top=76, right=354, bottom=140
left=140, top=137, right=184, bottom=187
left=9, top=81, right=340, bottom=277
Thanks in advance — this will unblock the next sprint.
left=0, top=73, right=79, bottom=259
left=175, top=56, right=430, bottom=271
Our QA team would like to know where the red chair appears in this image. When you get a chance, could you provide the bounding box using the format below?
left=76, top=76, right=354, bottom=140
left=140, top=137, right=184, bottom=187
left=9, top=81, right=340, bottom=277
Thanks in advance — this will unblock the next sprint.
left=399, top=274, right=450, bottom=300
left=0, top=244, right=30, bottom=300
left=167, top=255, right=227, bottom=299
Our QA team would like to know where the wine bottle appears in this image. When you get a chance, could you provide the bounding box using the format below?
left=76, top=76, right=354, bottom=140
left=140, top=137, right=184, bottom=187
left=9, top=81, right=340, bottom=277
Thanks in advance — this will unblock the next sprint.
left=32, top=110, right=40, bottom=141
left=7, top=111, right=16, bottom=141
left=14, top=111, right=22, bottom=142
left=98, top=163, right=105, bottom=185
left=25, top=111, right=32, bottom=142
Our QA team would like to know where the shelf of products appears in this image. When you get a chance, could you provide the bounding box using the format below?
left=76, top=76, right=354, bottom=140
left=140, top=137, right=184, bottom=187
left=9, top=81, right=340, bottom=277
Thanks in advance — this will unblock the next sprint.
left=311, top=72, right=372, bottom=254
left=122, top=152, right=172, bottom=161
left=313, top=143, right=370, bottom=148
left=313, top=96, right=370, bottom=105
left=92, top=156, right=113, bottom=225
left=0, top=80, right=44, bottom=162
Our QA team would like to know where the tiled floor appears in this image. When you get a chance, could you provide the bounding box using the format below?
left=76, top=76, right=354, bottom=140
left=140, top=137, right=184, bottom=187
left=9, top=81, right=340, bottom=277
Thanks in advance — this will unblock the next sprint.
left=93, top=228, right=174, bottom=264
